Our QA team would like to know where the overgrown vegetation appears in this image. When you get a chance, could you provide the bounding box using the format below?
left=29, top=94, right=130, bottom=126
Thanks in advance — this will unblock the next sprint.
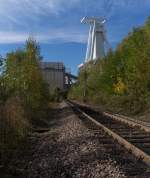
left=69, top=17, right=150, bottom=117
left=49, top=87, right=68, bottom=102
left=0, top=38, right=49, bottom=160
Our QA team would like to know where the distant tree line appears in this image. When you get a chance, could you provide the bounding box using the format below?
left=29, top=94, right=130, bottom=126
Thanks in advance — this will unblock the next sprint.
left=69, top=17, right=150, bottom=116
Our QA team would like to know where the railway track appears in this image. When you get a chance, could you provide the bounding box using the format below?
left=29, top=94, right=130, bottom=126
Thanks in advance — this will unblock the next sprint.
left=68, top=100, right=150, bottom=177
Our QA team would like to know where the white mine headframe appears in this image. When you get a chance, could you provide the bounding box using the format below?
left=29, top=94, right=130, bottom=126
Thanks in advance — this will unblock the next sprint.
left=81, top=17, right=107, bottom=63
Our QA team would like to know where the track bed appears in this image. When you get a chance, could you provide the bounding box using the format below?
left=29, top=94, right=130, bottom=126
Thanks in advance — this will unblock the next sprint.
left=1, top=101, right=149, bottom=178
left=69, top=101, right=150, bottom=177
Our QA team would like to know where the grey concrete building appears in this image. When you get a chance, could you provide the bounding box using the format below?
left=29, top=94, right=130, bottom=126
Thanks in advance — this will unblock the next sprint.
left=40, top=61, right=77, bottom=91
left=40, top=62, right=65, bottom=91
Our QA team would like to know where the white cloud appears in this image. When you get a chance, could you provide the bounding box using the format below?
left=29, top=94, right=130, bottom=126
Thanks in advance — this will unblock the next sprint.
left=0, top=0, right=80, bottom=17
left=0, top=29, right=87, bottom=44
left=0, top=0, right=84, bottom=43
left=0, top=31, right=28, bottom=43
left=0, top=0, right=81, bottom=31
left=0, top=0, right=149, bottom=44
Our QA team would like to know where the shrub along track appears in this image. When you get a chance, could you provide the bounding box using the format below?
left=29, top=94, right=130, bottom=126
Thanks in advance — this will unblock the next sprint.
left=68, top=100, right=150, bottom=177
left=0, top=101, right=149, bottom=178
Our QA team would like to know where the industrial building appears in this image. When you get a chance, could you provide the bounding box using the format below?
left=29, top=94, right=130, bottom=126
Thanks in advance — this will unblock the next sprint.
left=40, top=62, right=65, bottom=91
left=40, top=62, right=77, bottom=91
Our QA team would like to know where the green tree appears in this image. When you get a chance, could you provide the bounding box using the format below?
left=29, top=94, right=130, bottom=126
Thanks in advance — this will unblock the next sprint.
left=69, top=17, right=150, bottom=115
left=4, top=38, right=49, bottom=120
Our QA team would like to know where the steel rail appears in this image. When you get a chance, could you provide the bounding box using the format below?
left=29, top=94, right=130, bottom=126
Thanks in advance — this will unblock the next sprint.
left=68, top=101, right=150, bottom=167
left=71, top=100, right=150, bottom=132
left=103, top=112, right=150, bottom=133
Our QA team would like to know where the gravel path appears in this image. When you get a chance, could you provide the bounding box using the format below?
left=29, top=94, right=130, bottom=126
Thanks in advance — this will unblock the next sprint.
left=1, top=101, right=148, bottom=178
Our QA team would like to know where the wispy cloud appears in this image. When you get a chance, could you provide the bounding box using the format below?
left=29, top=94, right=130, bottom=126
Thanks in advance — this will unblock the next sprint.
left=0, top=31, right=28, bottom=44
left=0, top=0, right=82, bottom=30
left=0, top=29, right=87, bottom=44
left=0, top=0, right=150, bottom=44
left=0, top=0, right=80, bottom=19
left=0, top=0, right=84, bottom=43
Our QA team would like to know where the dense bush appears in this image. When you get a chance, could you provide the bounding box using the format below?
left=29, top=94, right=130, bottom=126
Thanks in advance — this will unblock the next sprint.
left=69, top=17, right=150, bottom=115
left=49, top=87, right=68, bottom=102
left=0, top=97, right=29, bottom=151
left=0, top=38, right=49, bottom=157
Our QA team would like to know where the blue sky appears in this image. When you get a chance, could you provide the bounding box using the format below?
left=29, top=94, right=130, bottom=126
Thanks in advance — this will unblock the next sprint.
left=0, top=0, right=150, bottom=74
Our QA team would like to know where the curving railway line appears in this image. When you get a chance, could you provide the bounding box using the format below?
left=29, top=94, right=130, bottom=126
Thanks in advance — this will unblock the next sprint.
left=68, top=100, right=150, bottom=177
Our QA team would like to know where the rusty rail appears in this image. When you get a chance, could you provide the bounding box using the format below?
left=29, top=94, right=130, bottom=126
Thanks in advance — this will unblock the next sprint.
left=68, top=101, right=150, bottom=166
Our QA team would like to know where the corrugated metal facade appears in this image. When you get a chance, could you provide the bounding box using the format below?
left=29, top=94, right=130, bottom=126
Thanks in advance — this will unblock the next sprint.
left=40, top=62, right=65, bottom=91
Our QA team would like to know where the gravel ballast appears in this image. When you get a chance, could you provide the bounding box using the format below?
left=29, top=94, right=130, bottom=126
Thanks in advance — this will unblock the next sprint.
left=26, top=102, right=126, bottom=178
left=1, top=101, right=148, bottom=178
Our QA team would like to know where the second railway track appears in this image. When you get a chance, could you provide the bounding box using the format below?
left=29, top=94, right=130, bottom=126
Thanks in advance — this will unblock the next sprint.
left=68, top=100, right=150, bottom=177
